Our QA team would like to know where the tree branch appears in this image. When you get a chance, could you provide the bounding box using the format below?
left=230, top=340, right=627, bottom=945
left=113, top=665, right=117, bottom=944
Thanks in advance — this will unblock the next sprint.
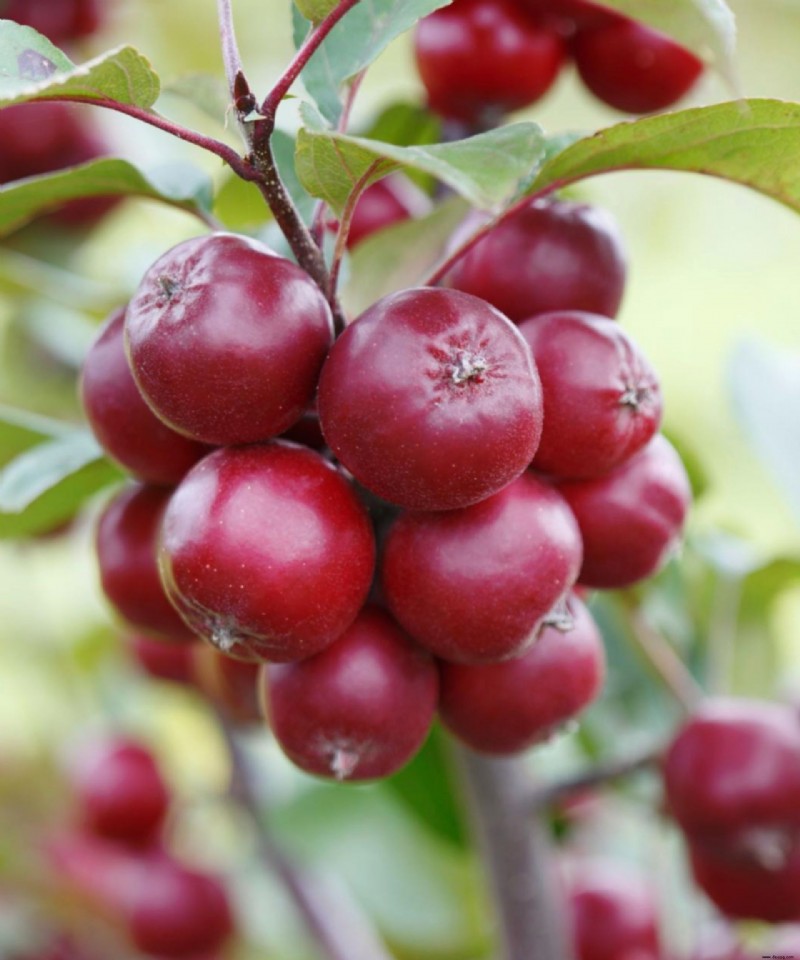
left=452, top=745, right=576, bottom=960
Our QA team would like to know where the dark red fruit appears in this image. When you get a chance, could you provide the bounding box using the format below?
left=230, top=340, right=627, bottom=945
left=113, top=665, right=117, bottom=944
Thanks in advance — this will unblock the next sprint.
left=557, top=434, right=691, bottom=588
left=414, top=0, right=566, bottom=123
left=438, top=594, right=604, bottom=752
left=69, top=739, right=170, bottom=848
left=572, top=17, right=704, bottom=114
left=347, top=174, right=431, bottom=249
left=318, top=287, right=543, bottom=511
left=520, top=0, right=616, bottom=36
left=159, top=442, right=375, bottom=663
left=48, top=835, right=234, bottom=958
left=382, top=472, right=582, bottom=663
left=518, top=310, right=662, bottom=478
left=2, top=0, right=103, bottom=43
left=445, top=198, right=627, bottom=322
left=688, top=840, right=800, bottom=924
left=663, top=699, right=800, bottom=845
left=127, top=856, right=234, bottom=958
left=127, top=634, right=197, bottom=686
left=96, top=485, right=196, bottom=641
left=125, top=233, right=334, bottom=446
left=568, top=862, right=661, bottom=960
left=81, top=308, right=211, bottom=486
left=263, top=605, right=438, bottom=781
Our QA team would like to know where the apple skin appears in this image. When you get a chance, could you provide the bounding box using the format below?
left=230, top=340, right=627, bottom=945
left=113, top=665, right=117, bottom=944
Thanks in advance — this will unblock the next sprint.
left=572, top=17, right=704, bottom=114
left=688, top=839, right=800, bottom=924
left=568, top=861, right=661, bottom=960
left=438, top=594, right=605, bottom=753
left=381, top=472, right=583, bottom=663
left=414, top=0, right=566, bottom=123
left=444, top=198, right=627, bottom=323
left=263, top=605, right=438, bottom=781
left=318, top=286, right=544, bottom=512
left=159, top=442, right=375, bottom=663
left=663, top=698, right=800, bottom=842
left=518, top=310, right=662, bottom=479
left=346, top=174, right=431, bottom=249
left=125, top=232, right=334, bottom=447
left=96, top=484, right=197, bottom=642
left=557, top=434, right=691, bottom=588
left=81, top=307, right=211, bottom=486
left=69, top=739, right=170, bottom=850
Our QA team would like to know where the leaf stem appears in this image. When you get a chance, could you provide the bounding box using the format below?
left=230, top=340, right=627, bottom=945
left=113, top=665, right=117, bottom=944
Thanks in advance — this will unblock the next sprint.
left=327, top=158, right=383, bottom=308
left=422, top=178, right=569, bottom=286
left=218, top=719, right=393, bottom=960
left=52, top=96, right=259, bottom=181
left=259, top=0, right=364, bottom=125
left=528, top=743, right=663, bottom=811
left=451, top=744, right=575, bottom=960
left=622, top=594, right=704, bottom=714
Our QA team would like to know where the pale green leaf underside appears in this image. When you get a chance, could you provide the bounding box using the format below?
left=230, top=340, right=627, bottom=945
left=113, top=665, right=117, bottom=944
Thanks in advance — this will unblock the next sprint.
left=0, top=20, right=159, bottom=108
left=0, top=430, right=104, bottom=513
left=296, top=121, right=545, bottom=214
left=0, top=158, right=213, bottom=235
left=293, top=0, right=452, bottom=124
left=533, top=99, right=800, bottom=216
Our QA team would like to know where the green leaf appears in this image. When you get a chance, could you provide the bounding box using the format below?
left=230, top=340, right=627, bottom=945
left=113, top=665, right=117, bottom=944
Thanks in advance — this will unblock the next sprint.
left=0, top=430, right=104, bottom=512
left=533, top=99, right=800, bottom=217
left=593, top=0, right=737, bottom=86
left=0, top=458, right=121, bottom=538
left=342, top=195, right=468, bottom=316
left=386, top=725, right=468, bottom=849
left=0, top=404, right=72, bottom=464
left=729, top=336, right=800, bottom=522
left=0, top=21, right=159, bottom=108
left=272, top=128, right=317, bottom=223
left=297, top=113, right=545, bottom=214
left=0, top=158, right=214, bottom=235
left=293, top=0, right=339, bottom=24
left=361, top=101, right=441, bottom=150
left=292, top=1, right=451, bottom=125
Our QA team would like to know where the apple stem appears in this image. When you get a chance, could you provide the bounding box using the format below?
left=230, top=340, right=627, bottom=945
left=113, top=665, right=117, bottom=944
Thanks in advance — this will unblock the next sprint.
left=259, top=0, right=364, bottom=125
left=452, top=744, right=576, bottom=960
left=219, top=717, right=394, bottom=960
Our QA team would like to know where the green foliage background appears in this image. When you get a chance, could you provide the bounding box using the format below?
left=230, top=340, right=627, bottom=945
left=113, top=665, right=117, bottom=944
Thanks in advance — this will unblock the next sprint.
left=0, top=1, right=799, bottom=956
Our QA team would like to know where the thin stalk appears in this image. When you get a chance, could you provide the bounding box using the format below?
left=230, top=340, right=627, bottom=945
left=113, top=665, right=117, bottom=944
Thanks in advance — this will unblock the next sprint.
left=310, top=69, right=367, bottom=247
left=327, top=158, right=383, bottom=308
left=452, top=745, right=575, bottom=960
left=423, top=178, right=571, bottom=286
left=217, top=0, right=255, bottom=146
left=529, top=743, right=663, bottom=811
left=623, top=596, right=704, bottom=714
left=219, top=720, right=393, bottom=960
left=217, top=0, right=245, bottom=98
left=259, top=0, right=364, bottom=125
left=52, top=95, right=258, bottom=180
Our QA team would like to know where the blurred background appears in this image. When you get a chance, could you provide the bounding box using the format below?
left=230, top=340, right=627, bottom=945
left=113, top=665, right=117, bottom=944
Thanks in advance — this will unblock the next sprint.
left=1, top=1, right=800, bottom=957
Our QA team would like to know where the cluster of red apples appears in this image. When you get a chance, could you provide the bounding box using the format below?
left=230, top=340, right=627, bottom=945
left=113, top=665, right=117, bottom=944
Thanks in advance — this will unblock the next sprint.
left=414, top=0, right=705, bottom=123
left=44, top=738, right=233, bottom=959
left=82, top=186, right=691, bottom=784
